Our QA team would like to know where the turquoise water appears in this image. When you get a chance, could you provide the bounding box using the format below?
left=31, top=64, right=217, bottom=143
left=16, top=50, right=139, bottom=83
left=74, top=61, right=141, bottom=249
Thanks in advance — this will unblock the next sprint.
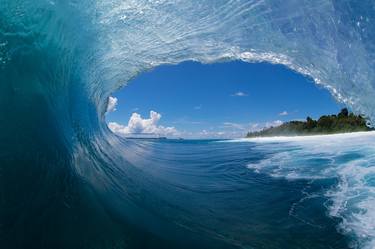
left=2, top=1, right=375, bottom=248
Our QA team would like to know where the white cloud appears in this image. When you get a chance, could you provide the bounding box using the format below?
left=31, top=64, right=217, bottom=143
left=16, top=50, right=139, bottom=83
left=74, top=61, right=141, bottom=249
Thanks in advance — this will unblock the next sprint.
left=191, top=120, right=282, bottom=139
left=265, top=120, right=283, bottom=128
left=107, top=96, right=118, bottom=112
left=172, top=118, right=202, bottom=125
left=221, top=120, right=282, bottom=136
left=188, top=120, right=285, bottom=139
left=231, top=91, right=248, bottom=97
left=186, top=120, right=284, bottom=139
left=222, top=122, right=246, bottom=130
left=108, top=111, right=178, bottom=137
left=194, top=105, right=202, bottom=110
left=196, top=129, right=229, bottom=139
left=250, top=123, right=260, bottom=130
left=279, top=111, right=288, bottom=116
left=108, top=111, right=284, bottom=139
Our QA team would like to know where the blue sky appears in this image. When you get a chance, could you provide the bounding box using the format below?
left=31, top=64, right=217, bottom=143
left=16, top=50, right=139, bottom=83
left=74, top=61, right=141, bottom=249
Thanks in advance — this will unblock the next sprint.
left=106, top=61, right=342, bottom=138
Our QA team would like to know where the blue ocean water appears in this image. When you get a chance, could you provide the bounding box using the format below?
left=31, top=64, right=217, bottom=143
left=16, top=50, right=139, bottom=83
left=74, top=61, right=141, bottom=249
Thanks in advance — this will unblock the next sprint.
left=2, top=1, right=375, bottom=248
left=110, top=132, right=375, bottom=249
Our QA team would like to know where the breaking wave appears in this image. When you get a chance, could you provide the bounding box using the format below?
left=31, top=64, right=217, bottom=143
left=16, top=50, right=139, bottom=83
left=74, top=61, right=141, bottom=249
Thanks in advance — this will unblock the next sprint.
left=244, top=132, right=375, bottom=249
left=1, top=1, right=375, bottom=248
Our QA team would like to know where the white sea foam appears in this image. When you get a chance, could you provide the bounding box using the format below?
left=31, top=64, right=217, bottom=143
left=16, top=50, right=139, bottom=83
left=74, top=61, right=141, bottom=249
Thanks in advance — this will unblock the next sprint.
left=234, top=131, right=375, bottom=249
left=229, top=131, right=375, bottom=143
left=327, top=161, right=375, bottom=249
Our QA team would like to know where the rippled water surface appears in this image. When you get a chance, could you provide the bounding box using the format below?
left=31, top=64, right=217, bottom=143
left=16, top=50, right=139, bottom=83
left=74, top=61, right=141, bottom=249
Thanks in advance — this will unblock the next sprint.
left=97, top=132, right=375, bottom=249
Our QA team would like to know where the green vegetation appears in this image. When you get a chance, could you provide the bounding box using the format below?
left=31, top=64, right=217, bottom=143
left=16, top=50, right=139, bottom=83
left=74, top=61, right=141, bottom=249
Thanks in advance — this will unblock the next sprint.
left=246, top=108, right=373, bottom=138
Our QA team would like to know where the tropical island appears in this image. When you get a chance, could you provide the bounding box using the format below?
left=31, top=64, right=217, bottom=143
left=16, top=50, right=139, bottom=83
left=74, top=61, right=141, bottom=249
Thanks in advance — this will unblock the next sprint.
left=246, top=108, right=374, bottom=138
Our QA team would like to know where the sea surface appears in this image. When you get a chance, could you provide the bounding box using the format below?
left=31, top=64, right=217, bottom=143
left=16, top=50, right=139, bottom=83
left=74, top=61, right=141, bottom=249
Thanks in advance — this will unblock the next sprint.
left=77, top=131, right=374, bottom=249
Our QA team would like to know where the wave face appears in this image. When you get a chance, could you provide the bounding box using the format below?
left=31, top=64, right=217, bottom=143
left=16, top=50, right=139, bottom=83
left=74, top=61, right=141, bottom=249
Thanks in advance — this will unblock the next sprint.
left=1, top=1, right=375, bottom=249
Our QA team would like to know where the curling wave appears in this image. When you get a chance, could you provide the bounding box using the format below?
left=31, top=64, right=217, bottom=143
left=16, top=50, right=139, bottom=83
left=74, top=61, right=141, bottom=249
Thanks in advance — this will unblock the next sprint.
left=1, top=1, right=375, bottom=249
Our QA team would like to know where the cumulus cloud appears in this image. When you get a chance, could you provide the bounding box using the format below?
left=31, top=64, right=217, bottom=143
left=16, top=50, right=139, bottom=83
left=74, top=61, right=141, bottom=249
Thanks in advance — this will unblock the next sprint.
left=108, top=111, right=178, bottom=137
left=231, top=91, right=248, bottom=97
left=107, top=96, right=118, bottom=112
left=108, top=111, right=284, bottom=139
left=279, top=111, right=288, bottom=116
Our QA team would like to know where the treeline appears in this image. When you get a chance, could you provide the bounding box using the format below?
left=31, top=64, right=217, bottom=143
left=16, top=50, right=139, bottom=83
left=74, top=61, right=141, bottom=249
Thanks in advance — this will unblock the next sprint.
left=246, top=108, right=373, bottom=138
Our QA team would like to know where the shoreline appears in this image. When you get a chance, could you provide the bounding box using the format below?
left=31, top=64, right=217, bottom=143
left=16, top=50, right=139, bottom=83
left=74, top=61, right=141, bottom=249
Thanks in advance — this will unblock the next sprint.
left=233, top=130, right=375, bottom=142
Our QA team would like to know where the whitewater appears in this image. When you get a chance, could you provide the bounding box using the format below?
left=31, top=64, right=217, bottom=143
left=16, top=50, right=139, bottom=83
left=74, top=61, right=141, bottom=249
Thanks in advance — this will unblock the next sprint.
left=237, top=131, right=375, bottom=249
left=1, top=0, right=375, bottom=249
